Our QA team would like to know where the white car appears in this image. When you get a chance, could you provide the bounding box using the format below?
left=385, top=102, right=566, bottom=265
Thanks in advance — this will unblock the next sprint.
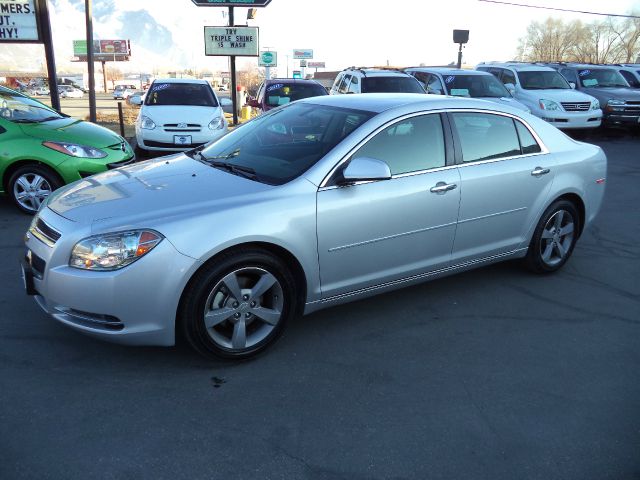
left=330, top=68, right=426, bottom=95
left=58, top=85, right=84, bottom=99
left=477, top=62, right=602, bottom=129
left=135, top=79, right=228, bottom=153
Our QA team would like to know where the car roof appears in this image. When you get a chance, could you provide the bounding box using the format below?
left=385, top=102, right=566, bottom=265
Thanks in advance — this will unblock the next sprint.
left=297, top=92, right=516, bottom=114
left=553, top=64, right=619, bottom=70
left=478, top=63, right=557, bottom=72
left=152, top=78, right=210, bottom=85
left=407, top=67, right=491, bottom=76
left=264, top=78, right=324, bottom=87
left=343, top=68, right=412, bottom=77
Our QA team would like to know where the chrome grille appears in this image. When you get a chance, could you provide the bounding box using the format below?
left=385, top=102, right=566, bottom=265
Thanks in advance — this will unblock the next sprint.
left=30, top=218, right=61, bottom=246
left=561, top=102, right=590, bottom=112
left=163, top=123, right=201, bottom=132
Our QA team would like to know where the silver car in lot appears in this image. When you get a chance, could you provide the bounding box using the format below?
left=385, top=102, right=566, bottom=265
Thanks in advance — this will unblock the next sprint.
left=22, top=94, right=607, bottom=359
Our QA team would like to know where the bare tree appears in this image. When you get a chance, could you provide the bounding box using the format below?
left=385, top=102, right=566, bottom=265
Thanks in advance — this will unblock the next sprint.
left=517, top=14, right=640, bottom=64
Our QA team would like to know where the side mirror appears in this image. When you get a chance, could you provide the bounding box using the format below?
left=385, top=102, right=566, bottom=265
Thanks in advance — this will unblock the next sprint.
left=569, top=82, right=576, bottom=89
left=339, top=157, right=391, bottom=185
left=504, top=83, right=516, bottom=95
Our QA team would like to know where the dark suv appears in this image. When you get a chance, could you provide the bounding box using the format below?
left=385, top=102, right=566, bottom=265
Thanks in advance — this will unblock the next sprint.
left=247, top=78, right=328, bottom=113
left=548, top=63, right=640, bottom=127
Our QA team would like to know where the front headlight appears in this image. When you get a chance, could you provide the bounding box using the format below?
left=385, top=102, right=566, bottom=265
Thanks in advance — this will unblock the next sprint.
left=539, top=99, right=560, bottom=111
left=208, top=116, right=225, bottom=130
left=69, top=230, right=163, bottom=271
left=591, top=99, right=600, bottom=110
left=42, top=141, right=107, bottom=159
left=140, top=115, right=156, bottom=130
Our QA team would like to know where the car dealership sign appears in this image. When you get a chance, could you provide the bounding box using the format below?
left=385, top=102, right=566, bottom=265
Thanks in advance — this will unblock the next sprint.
left=204, top=26, right=259, bottom=56
left=293, top=49, right=313, bottom=59
left=0, top=0, right=40, bottom=42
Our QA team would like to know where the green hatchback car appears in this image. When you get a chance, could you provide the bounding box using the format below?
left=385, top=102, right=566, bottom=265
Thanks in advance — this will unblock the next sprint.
left=0, top=85, right=134, bottom=213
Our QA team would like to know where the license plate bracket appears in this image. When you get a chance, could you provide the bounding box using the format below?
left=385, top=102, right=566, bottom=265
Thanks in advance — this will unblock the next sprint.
left=174, top=135, right=192, bottom=146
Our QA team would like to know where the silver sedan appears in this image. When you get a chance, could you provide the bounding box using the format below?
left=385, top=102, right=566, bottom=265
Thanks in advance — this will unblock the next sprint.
left=22, top=94, right=607, bottom=359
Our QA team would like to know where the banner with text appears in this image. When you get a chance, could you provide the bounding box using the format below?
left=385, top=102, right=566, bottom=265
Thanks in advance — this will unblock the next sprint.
left=204, top=26, right=259, bottom=56
left=0, top=0, right=39, bottom=42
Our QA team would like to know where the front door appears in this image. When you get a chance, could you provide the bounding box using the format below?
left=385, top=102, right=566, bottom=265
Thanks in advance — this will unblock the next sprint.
left=317, top=113, right=461, bottom=298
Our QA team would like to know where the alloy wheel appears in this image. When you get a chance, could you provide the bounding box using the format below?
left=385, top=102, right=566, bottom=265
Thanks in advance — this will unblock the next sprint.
left=539, top=209, right=575, bottom=267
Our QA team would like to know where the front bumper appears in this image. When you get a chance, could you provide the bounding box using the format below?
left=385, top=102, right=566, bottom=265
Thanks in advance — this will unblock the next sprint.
left=603, top=110, right=640, bottom=125
left=23, top=209, right=197, bottom=346
left=536, top=109, right=602, bottom=130
left=136, top=126, right=228, bottom=152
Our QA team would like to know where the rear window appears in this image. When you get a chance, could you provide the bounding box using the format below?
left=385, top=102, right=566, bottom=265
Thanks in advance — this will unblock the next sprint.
left=361, top=76, right=425, bottom=94
left=264, top=82, right=327, bottom=106
left=144, top=83, right=218, bottom=107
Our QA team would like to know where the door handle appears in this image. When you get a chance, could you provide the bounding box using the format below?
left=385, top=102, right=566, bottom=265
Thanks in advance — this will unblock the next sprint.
left=531, top=167, right=550, bottom=177
left=430, top=182, right=457, bottom=194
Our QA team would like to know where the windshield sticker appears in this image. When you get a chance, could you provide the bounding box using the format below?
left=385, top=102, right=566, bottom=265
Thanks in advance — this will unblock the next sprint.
left=267, top=83, right=284, bottom=92
left=578, top=70, right=591, bottom=77
left=583, top=79, right=598, bottom=87
left=445, top=76, right=455, bottom=84
left=151, top=84, right=170, bottom=92
left=450, top=88, right=470, bottom=97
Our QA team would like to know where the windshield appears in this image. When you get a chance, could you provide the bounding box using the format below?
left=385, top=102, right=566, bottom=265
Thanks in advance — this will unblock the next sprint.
left=144, top=82, right=219, bottom=107
left=264, top=83, right=327, bottom=107
left=444, top=74, right=510, bottom=98
left=578, top=69, right=629, bottom=88
left=518, top=71, right=570, bottom=90
left=0, top=90, right=63, bottom=123
left=361, top=77, right=425, bottom=93
left=196, top=102, right=374, bottom=185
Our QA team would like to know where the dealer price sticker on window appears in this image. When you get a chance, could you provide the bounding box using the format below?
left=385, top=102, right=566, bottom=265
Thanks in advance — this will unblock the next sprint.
left=0, top=0, right=40, bottom=42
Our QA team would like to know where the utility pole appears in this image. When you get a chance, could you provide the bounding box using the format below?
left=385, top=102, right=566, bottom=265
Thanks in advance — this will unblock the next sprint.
left=36, top=0, right=60, bottom=112
left=229, top=6, right=238, bottom=126
left=85, top=0, right=97, bottom=122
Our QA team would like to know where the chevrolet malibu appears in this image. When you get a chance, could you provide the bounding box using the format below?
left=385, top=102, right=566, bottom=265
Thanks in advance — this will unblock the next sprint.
left=22, top=94, right=607, bottom=359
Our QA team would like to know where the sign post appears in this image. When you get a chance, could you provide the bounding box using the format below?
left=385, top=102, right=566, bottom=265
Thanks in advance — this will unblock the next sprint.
left=203, top=23, right=259, bottom=125
left=0, top=0, right=60, bottom=111
left=194, top=0, right=271, bottom=125
left=259, top=50, right=277, bottom=80
left=85, top=0, right=96, bottom=122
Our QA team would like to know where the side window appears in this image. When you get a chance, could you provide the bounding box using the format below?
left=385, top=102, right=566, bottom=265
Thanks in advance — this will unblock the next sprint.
left=560, top=68, right=578, bottom=84
left=620, top=70, right=640, bottom=88
left=452, top=112, right=520, bottom=163
left=338, top=74, right=352, bottom=94
left=501, top=69, right=516, bottom=85
left=427, top=75, right=444, bottom=94
left=347, top=76, right=359, bottom=93
left=412, top=72, right=429, bottom=88
left=515, top=121, right=542, bottom=155
left=351, top=114, right=446, bottom=175
left=331, top=73, right=343, bottom=92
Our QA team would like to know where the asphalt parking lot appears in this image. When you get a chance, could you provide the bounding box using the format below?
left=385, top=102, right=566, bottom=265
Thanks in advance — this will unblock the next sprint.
left=0, top=129, right=638, bottom=480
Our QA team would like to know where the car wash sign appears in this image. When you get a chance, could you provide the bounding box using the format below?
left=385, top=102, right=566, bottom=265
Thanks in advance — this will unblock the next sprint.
left=204, top=26, right=258, bottom=56
left=0, top=0, right=40, bottom=42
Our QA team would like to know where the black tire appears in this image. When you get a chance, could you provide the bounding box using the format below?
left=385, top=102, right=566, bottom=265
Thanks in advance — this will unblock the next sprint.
left=179, top=248, right=299, bottom=360
left=8, top=164, right=62, bottom=215
left=525, top=200, right=580, bottom=274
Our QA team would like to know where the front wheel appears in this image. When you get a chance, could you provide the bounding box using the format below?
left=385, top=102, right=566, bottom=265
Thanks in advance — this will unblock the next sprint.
left=525, top=200, right=580, bottom=274
left=8, top=165, right=62, bottom=214
left=179, top=248, right=299, bottom=360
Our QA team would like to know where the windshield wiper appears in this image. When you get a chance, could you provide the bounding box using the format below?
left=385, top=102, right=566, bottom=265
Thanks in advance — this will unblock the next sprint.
left=39, top=116, right=62, bottom=122
left=209, top=160, right=258, bottom=180
left=10, top=119, right=38, bottom=123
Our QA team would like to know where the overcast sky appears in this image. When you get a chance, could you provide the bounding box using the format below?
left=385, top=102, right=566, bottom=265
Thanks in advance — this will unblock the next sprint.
left=1, top=0, right=639, bottom=74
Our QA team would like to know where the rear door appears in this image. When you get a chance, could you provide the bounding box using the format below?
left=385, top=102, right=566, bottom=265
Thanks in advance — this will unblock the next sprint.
left=448, top=111, right=556, bottom=264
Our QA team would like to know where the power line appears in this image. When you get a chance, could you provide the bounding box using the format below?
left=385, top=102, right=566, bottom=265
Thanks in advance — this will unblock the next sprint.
left=478, top=0, right=640, bottom=19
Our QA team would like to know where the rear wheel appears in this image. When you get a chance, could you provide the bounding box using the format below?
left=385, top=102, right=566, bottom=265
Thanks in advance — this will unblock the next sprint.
left=525, top=200, right=580, bottom=273
left=179, top=248, right=298, bottom=360
left=8, top=164, right=62, bottom=214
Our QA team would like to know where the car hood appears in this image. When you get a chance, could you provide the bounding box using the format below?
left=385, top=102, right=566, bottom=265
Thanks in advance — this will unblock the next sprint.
left=140, top=105, right=222, bottom=126
left=19, top=117, right=124, bottom=148
left=46, top=154, right=273, bottom=225
left=521, top=88, right=594, bottom=102
left=478, top=96, right=529, bottom=111
left=581, top=87, right=640, bottom=101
